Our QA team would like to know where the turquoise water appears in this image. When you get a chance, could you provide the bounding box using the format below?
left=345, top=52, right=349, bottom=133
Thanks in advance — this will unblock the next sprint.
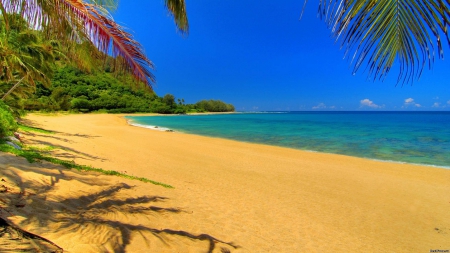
left=126, top=112, right=450, bottom=168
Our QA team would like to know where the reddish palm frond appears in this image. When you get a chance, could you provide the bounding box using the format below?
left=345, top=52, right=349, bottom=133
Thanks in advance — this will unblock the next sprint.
left=55, top=0, right=155, bottom=85
left=2, top=0, right=155, bottom=86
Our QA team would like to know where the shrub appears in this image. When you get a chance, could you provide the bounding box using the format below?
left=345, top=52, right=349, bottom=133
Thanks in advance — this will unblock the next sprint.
left=71, top=97, right=91, bottom=111
left=195, top=100, right=235, bottom=112
left=0, top=101, right=18, bottom=137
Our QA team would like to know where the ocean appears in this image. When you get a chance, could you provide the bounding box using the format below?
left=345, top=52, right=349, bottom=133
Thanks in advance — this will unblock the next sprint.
left=126, top=112, right=450, bottom=168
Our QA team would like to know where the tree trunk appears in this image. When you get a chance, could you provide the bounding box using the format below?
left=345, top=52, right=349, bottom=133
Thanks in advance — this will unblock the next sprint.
left=1, top=76, right=26, bottom=101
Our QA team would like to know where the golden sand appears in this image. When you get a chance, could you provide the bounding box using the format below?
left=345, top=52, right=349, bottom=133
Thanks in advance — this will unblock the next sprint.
left=1, top=113, right=449, bottom=252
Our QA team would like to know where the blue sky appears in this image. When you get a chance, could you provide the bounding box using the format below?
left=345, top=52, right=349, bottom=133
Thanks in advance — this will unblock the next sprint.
left=114, top=1, right=450, bottom=111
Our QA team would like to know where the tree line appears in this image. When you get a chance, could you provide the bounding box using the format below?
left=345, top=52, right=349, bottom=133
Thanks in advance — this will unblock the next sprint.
left=19, top=66, right=234, bottom=114
left=0, top=14, right=233, bottom=116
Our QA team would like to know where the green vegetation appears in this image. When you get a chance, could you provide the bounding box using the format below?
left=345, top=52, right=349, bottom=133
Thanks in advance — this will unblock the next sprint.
left=23, top=145, right=57, bottom=152
left=17, top=66, right=234, bottom=114
left=0, top=101, right=18, bottom=137
left=0, top=10, right=229, bottom=115
left=0, top=14, right=60, bottom=103
left=195, top=100, right=235, bottom=112
left=0, top=142, right=173, bottom=188
left=18, top=124, right=55, bottom=134
left=0, top=1, right=188, bottom=89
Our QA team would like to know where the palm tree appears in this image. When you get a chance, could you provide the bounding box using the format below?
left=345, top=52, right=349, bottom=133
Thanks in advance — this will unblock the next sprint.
left=306, top=0, right=450, bottom=83
left=0, top=0, right=189, bottom=87
left=0, top=14, right=59, bottom=101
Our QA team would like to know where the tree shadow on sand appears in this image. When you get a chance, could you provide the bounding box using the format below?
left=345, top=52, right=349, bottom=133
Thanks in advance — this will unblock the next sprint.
left=0, top=153, right=239, bottom=252
left=19, top=118, right=100, bottom=139
left=23, top=137, right=106, bottom=161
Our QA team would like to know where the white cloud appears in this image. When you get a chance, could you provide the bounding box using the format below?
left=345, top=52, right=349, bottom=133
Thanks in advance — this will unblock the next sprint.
left=405, top=98, right=414, bottom=104
left=447, top=100, right=450, bottom=105
left=434, top=96, right=439, bottom=100
left=404, top=98, right=421, bottom=108
left=360, top=99, right=381, bottom=108
left=432, top=102, right=440, bottom=108
left=312, top=103, right=327, bottom=110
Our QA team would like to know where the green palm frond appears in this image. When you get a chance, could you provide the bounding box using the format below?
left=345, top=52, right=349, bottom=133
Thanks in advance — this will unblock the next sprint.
left=0, top=13, right=60, bottom=100
left=310, top=0, right=450, bottom=83
left=63, top=41, right=103, bottom=73
left=165, top=0, right=189, bottom=33
left=86, top=0, right=118, bottom=11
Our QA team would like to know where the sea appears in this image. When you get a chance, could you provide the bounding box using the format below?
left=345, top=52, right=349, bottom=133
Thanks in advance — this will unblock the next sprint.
left=126, top=112, right=450, bottom=169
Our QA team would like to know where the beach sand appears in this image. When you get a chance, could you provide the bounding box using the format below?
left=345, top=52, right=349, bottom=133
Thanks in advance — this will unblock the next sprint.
left=1, top=113, right=449, bottom=252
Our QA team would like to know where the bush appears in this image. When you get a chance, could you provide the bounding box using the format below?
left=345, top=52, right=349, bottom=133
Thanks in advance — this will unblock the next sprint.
left=0, top=101, right=18, bottom=137
left=71, top=97, right=91, bottom=111
left=195, top=100, right=235, bottom=112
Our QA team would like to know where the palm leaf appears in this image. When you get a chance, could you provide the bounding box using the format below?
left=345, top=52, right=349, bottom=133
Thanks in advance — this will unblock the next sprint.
left=1, top=0, right=190, bottom=87
left=309, top=0, right=450, bottom=83
left=165, top=0, right=189, bottom=33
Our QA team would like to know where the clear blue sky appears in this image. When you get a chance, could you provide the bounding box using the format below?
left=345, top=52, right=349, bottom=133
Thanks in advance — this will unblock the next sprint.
left=114, top=1, right=450, bottom=111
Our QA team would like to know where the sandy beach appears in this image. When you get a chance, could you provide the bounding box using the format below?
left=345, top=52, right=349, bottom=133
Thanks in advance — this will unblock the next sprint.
left=1, top=113, right=449, bottom=252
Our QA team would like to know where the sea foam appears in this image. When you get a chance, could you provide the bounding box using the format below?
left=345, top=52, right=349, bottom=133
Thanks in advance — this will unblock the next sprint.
left=127, top=121, right=173, bottom=132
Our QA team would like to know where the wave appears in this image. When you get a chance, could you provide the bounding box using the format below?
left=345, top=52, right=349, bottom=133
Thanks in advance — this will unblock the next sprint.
left=127, top=121, right=174, bottom=132
left=363, top=158, right=450, bottom=170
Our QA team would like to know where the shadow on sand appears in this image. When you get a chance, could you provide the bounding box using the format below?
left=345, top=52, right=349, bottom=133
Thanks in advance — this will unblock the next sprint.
left=19, top=118, right=100, bottom=139
left=0, top=152, right=239, bottom=252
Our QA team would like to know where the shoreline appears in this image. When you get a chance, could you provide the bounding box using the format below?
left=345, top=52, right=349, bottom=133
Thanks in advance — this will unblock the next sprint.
left=125, top=113, right=450, bottom=171
left=4, top=113, right=450, bottom=252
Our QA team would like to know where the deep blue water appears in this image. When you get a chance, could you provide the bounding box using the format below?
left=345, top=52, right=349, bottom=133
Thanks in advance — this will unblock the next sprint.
left=126, top=112, right=450, bottom=168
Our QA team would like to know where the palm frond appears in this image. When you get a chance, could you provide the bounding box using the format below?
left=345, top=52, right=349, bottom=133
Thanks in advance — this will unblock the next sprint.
left=85, top=0, right=118, bottom=11
left=312, top=0, right=450, bottom=83
left=1, top=0, right=190, bottom=86
left=2, top=0, right=154, bottom=86
left=52, top=0, right=155, bottom=85
left=164, top=0, right=189, bottom=33
left=62, top=41, right=102, bottom=73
